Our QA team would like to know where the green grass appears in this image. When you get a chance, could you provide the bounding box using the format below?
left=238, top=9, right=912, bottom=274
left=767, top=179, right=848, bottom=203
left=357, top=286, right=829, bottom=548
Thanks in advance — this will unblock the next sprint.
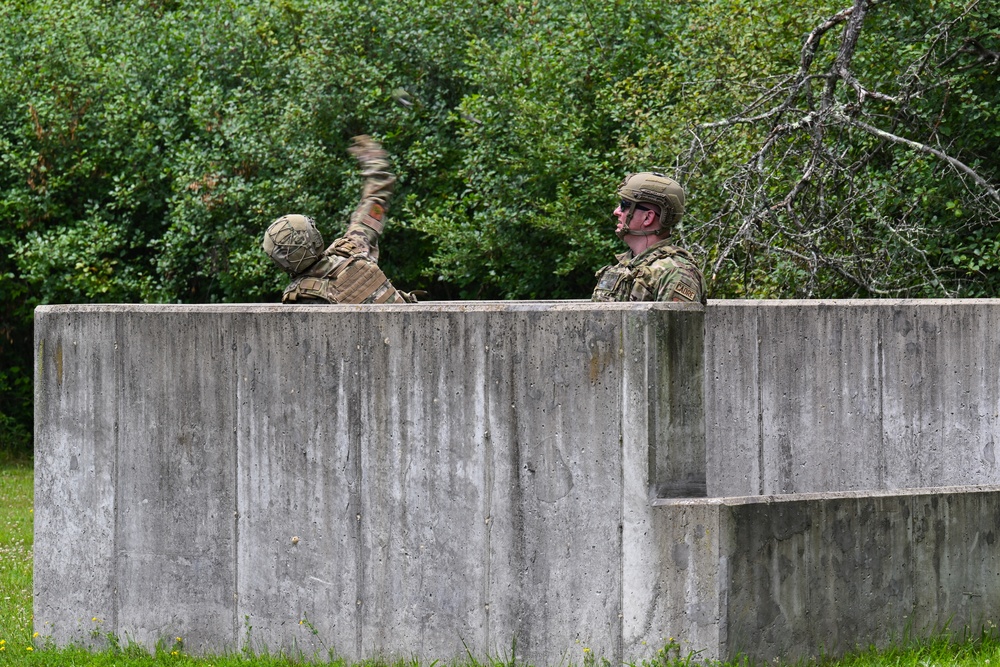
left=0, top=459, right=33, bottom=661
left=2, top=460, right=1000, bottom=667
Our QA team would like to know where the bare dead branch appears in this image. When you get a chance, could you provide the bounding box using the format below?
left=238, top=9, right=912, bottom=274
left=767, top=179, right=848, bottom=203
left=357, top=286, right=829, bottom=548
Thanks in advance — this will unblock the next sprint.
left=800, top=6, right=854, bottom=76
left=677, top=0, right=1000, bottom=298
left=838, top=112, right=1000, bottom=204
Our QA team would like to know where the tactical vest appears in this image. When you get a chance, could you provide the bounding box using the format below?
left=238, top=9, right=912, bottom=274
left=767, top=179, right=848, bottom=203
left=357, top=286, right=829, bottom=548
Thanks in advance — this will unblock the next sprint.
left=592, top=244, right=702, bottom=303
left=282, top=255, right=405, bottom=304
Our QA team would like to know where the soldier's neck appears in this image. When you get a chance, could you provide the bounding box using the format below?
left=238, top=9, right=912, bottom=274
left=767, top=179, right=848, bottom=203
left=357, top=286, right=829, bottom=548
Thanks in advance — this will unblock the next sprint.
left=625, top=233, right=665, bottom=256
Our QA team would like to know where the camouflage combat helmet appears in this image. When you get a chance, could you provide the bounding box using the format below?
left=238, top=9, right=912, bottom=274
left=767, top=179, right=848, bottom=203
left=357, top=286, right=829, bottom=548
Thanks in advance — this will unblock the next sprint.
left=617, top=172, right=685, bottom=233
left=262, top=214, right=324, bottom=274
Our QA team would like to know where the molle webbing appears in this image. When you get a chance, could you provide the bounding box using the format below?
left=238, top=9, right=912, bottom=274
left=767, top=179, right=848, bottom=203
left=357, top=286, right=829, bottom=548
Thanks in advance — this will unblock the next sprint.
left=333, top=257, right=398, bottom=303
left=644, top=245, right=688, bottom=263
left=282, top=257, right=403, bottom=304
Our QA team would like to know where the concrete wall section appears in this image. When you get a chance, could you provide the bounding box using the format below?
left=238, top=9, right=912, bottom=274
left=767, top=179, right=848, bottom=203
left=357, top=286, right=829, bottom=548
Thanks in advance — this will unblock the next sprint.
left=471, top=309, right=624, bottom=663
left=33, top=308, right=239, bottom=654
left=705, top=300, right=1000, bottom=496
left=35, top=303, right=705, bottom=664
left=633, top=501, right=728, bottom=660
left=37, top=300, right=1000, bottom=664
left=653, top=486, right=1000, bottom=664
left=727, top=486, right=1000, bottom=661
left=757, top=302, right=884, bottom=494
left=34, top=311, right=118, bottom=647
left=649, top=308, right=707, bottom=498
left=235, top=310, right=361, bottom=658
left=881, top=303, right=1000, bottom=487
left=116, top=311, right=238, bottom=653
left=704, top=300, right=760, bottom=496
left=621, top=306, right=709, bottom=659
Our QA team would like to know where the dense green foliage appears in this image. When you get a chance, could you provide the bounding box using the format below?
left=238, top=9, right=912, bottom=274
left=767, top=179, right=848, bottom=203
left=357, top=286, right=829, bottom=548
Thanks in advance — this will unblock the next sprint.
left=1, top=0, right=998, bottom=454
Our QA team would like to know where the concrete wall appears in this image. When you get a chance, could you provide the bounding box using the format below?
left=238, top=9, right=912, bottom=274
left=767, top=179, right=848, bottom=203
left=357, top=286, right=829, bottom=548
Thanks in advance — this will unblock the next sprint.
left=705, top=300, right=1000, bottom=496
left=34, top=302, right=704, bottom=664
left=34, top=300, right=1000, bottom=664
left=651, top=485, right=1000, bottom=663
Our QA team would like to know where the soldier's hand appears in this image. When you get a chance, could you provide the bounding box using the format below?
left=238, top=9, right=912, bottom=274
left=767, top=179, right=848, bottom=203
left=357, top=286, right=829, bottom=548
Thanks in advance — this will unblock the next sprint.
left=348, top=134, right=388, bottom=165
left=398, top=289, right=428, bottom=303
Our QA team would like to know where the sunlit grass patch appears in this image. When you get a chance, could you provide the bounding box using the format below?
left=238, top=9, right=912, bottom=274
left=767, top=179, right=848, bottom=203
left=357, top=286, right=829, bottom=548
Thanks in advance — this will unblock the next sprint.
left=0, top=461, right=33, bottom=658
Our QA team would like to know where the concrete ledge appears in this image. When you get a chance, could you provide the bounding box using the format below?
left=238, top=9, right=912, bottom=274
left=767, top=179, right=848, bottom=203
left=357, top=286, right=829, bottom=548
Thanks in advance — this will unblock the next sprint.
left=651, top=485, right=1000, bottom=663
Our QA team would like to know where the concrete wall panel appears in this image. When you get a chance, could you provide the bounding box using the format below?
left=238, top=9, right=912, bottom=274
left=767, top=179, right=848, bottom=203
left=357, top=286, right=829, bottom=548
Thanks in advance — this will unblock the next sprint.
left=488, top=310, right=624, bottom=665
left=657, top=486, right=1000, bottom=664
left=236, top=311, right=362, bottom=659
left=34, top=310, right=118, bottom=647
left=705, top=303, right=760, bottom=497
left=757, top=303, right=884, bottom=494
left=725, top=494, right=915, bottom=659
left=703, top=300, right=1000, bottom=495
left=650, top=307, right=706, bottom=497
left=732, top=488, right=1000, bottom=662
left=114, top=311, right=237, bottom=654
left=908, top=491, right=1000, bottom=631
left=882, top=303, right=1000, bottom=488
left=358, top=309, right=491, bottom=660
left=640, top=501, right=728, bottom=661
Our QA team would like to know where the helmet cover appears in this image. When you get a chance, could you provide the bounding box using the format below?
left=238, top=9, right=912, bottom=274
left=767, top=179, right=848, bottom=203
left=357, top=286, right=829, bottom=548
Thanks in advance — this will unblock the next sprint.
left=262, top=214, right=324, bottom=274
left=617, top=172, right=685, bottom=230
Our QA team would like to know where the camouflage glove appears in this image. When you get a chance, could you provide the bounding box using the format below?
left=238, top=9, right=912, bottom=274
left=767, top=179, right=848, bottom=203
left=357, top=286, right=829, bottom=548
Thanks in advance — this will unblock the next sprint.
left=397, top=289, right=419, bottom=303
left=400, top=290, right=428, bottom=303
left=348, top=134, right=390, bottom=175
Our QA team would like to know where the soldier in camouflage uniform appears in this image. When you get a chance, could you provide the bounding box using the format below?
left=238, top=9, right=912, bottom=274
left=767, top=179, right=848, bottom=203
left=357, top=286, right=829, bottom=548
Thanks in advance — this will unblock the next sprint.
left=262, top=135, right=414, bottom=304
left=592, top=172, right=706, bottom=304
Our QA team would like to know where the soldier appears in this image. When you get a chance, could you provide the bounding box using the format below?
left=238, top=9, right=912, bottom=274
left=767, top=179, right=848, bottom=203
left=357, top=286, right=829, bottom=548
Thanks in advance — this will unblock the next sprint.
left=592, top=172, right=706, bottom=304
left=262, top=135, right=414, bottom=304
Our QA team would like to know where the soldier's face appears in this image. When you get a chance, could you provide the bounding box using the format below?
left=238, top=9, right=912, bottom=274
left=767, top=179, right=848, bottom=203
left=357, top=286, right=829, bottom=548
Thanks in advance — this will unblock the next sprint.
left=614, top=203, right=650, bottom=238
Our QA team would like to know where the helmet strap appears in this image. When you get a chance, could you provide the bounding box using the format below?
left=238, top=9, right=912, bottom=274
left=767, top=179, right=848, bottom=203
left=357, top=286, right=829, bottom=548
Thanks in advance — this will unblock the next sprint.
left=619, top=204, right=668, bottom=237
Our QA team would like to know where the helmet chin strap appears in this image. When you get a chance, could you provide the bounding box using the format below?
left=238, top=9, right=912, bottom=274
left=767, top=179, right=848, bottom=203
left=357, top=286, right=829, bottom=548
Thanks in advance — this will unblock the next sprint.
left=615, top=203, right=667, bottom=239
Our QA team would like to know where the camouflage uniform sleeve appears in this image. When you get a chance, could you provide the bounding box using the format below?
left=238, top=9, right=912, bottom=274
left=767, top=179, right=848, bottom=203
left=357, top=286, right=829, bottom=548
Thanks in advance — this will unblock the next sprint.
left=329, top=135, right=396, bottom=263
left=651, top=256, right=706, bottom=303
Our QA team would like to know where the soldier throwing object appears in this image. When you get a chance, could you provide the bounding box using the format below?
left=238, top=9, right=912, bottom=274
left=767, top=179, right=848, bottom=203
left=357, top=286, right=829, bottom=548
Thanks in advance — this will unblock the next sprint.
left=592, top=172, right=706, bottom=304
left=262, top=135, right=414, bottom=304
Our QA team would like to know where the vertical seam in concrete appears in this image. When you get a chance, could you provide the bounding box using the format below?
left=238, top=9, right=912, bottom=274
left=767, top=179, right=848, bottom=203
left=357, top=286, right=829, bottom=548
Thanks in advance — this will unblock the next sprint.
left=645, top=313, right=656, bottom=497
left=615, top=311, right=628, bottom=664
left=483, top=321, right=493, bottom=654
left=112, top=312, right=122, bottom=640
left=877, top=311, right=886, bottom=489
left=231, top=314, right=240, bottom=649
left=717, top=505, right=729, bottom=660
left=617, top=311, right=626, bottom=665
left=756, top=307, right=764, bottom=495
left=353, top=315, right=365, bottom=658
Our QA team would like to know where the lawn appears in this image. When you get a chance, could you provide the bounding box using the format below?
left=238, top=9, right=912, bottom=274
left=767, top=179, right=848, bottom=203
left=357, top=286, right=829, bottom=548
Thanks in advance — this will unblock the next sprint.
left=2, top=460, right=1000, bottom=667
left=0, top=459, right=33, bottom=659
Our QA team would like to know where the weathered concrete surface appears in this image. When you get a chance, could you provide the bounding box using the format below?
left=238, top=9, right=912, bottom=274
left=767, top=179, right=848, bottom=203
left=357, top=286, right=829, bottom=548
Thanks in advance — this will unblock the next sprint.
left=705, top=300, right=1000, bottom=496
left=653, top=486, right=1000, bottom=663
left=34, top=302, right=704, bottom=663
left=35, top=300, right=1000, bottom=664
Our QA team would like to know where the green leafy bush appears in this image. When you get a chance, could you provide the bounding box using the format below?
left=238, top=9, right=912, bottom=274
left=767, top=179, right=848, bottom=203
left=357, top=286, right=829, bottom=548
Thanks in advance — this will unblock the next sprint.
left=0, top=0, right=997, bottom=454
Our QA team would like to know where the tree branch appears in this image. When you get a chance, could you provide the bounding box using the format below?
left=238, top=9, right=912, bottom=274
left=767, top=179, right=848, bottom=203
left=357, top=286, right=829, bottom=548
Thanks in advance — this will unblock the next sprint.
left=839, top=112, right=1000, bottom=204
